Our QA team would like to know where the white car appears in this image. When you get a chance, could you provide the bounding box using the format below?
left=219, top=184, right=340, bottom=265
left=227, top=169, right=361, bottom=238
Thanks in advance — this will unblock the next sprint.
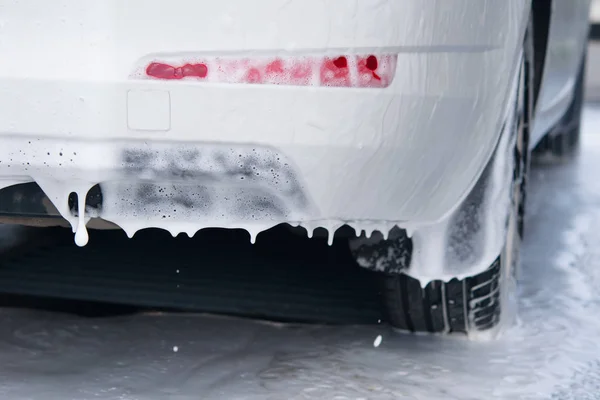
left=0, top=0, right=592, bottom=335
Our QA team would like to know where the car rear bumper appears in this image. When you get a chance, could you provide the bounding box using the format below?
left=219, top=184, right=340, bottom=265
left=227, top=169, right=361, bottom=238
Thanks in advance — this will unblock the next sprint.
left=0, top=0, right=529, bottom=238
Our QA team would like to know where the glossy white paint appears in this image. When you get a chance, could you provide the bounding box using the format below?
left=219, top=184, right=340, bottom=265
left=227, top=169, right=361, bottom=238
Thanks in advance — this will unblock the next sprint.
left=0, top=0, right=530, bottom=249
left=530, top=0, right=592, bottom=147
left=408, top=57, right=521, bottom=285
left=591, top=0, right=600, bottom=22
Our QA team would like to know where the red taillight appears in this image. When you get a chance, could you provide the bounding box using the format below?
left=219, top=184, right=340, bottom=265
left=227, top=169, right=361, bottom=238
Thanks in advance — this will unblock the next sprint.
left=139, top=54, right=397, bottom=88
left=146, top=63, right=208, bottom=80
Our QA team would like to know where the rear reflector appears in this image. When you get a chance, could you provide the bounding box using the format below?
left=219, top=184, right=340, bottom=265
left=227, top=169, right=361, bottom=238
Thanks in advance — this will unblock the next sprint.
left=141, top=54, right=397, bottom=88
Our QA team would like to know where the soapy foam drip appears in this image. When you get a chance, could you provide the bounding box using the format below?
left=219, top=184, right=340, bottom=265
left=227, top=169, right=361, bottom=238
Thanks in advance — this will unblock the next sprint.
left=74, top=189, right=90, bottom=247
left=249, top=230, right=258, bottom=244
left=28, top=178, right=405, bottom=268
left=373, top=335, right=383, bottom=347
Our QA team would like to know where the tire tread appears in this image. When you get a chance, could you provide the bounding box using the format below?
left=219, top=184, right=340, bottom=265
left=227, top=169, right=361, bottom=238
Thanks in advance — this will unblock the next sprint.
left=381, top=256, right=502, bottom=333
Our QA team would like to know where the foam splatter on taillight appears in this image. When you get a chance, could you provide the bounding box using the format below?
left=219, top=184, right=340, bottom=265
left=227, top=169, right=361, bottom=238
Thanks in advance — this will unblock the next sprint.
left=140, top=55, right=396, bottom=88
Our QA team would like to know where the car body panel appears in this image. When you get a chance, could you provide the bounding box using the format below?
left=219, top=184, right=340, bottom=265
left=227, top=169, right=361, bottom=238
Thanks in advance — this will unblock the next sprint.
left=0, top=0, right=531, bottom=243
left=593, top=0, right=600, bottom=21
left=530, top=0, right=591, bottom=148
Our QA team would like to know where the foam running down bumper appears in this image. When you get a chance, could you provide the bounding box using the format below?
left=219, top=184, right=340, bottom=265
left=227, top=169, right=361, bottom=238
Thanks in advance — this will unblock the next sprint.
left=0, top=0, right=529, bottom=259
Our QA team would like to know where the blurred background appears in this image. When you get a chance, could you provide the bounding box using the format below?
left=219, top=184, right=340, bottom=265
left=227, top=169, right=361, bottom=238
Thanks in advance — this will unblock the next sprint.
left=588, top=0, right=600, bottom=100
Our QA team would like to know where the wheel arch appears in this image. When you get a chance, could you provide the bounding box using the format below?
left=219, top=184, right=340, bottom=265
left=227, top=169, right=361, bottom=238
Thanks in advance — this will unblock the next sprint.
left=531, top=0, right=552, bottom=110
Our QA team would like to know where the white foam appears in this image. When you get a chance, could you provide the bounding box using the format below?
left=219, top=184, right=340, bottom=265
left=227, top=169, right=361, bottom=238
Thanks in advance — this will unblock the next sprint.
left=404, top=51, right=523, bottom=287
left=373, top=335, right=383, bottom=348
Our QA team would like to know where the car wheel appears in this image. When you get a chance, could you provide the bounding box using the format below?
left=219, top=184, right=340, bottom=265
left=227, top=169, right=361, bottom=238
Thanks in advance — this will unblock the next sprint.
left=358, top=24, right=533, bottom=335
left=532, top=50, right=586, bottom=160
